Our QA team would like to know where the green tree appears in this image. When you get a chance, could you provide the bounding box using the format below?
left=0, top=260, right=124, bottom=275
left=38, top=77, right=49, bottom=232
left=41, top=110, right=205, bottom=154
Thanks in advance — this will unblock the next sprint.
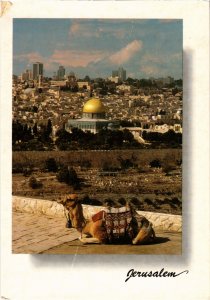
left=33, top=123, right=38, bottom=135
left=57, top=166, right=80, bottom=188
left=45, top=158, right=58, bottom=172
left=28, top=176, right=43, bottom=189
left=46, top=119, right=52, bottom=136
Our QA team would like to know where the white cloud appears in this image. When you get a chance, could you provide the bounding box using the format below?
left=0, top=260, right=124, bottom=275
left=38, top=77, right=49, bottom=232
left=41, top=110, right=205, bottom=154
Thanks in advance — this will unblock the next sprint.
left=14, top=52, right=44, bottom=63
left=69, top=20, right=130, bottom=39
left=98, top=26, right=126, bottom=39
left=14, top=49, right=109, bottom=71
left=69, top=21, right=100, bottom=38
left=142, top=53, right=167, bottom=64
left=109, top=40, right=143, bottom=65
left=141, top=52, right=182, bottom=66
left=140, top=65, right=161, bottom=76
left=50, top=50, right=108, bottom=68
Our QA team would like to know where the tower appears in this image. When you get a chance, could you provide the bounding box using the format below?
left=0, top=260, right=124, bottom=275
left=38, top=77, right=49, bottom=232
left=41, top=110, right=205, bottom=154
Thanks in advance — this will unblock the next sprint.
left=57, top=66, right=65, bottom=80
left=111, top=67, right=126, bottom=82
left=118, top=67, right=126, bottom=81
left=33, top=62, right=43, bottom=80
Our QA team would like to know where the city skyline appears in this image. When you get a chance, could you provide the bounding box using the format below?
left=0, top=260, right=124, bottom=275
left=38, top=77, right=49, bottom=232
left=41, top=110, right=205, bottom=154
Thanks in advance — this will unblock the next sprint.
left=13, top=19, right=182, bottom=79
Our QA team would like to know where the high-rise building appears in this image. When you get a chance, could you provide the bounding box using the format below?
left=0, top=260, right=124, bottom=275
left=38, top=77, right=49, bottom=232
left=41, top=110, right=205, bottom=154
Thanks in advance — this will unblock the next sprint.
left=20, top=69, right=32, bottom=81
left=33, top=62, right=43, bottom=80
left=57, top=66, right=65, bottom=80
left=112, top=67, right=126, bottom=82
left=118, top=67, right=126, bottom=81
left=112, top=70, right=118, bottom=77
left=162, top=76, right=174, bottom=85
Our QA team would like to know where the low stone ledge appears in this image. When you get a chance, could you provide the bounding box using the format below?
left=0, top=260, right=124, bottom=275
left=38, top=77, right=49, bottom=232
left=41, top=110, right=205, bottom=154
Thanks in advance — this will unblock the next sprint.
left=12, top=196, right=182, bottom=232
left=13, top=196, right=65, bottom=218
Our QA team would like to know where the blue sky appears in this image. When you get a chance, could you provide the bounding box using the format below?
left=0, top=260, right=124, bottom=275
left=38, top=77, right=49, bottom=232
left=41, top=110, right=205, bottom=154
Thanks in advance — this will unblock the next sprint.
left=13, top=19, right=182, bottom=79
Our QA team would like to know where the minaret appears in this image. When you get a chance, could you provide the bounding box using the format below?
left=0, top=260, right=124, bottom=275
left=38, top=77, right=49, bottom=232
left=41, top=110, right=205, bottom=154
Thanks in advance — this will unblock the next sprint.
left=38, top=75, right=43, bottom=88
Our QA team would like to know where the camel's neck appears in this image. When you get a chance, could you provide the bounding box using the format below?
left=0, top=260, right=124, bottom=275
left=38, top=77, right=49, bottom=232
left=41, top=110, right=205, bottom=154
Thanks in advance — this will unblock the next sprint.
left=68, top=203, right=86, bottom=232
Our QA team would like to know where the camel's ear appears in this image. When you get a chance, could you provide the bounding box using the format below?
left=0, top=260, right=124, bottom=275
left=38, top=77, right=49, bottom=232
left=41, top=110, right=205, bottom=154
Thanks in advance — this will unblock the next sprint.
left=56, top=196, right=63, bottom=204
left=58, top=199, right=65, bottom=206
left=61, top=194, right=79, bottom=204
left=126, top=200, right=131, bottom=207
left=57, top=195, right=69, bottom=206
left=126, top=200, right=133, bottom=211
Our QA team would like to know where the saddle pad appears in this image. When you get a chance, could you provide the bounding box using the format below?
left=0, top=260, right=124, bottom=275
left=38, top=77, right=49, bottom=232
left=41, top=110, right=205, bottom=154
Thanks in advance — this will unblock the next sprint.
left=104, top=206, right=130, bottom=213
left=105, top=210, right=132, bottom=241
left=92, top=210, right=105, bottom=222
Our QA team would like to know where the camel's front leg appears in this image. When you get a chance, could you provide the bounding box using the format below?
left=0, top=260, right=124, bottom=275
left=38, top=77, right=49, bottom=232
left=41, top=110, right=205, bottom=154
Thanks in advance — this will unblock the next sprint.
left=151, top=228, right=156, bottom=239
left=79, top=237, right=101, bottom=244
left=132, top=226, right=153, bottom=245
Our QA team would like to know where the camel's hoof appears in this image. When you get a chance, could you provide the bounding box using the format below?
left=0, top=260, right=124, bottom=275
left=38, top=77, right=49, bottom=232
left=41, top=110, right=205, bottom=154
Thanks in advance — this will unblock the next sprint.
left=79, top=237, right=101, bottom=244
left=79, top=238, right=88, bottom=244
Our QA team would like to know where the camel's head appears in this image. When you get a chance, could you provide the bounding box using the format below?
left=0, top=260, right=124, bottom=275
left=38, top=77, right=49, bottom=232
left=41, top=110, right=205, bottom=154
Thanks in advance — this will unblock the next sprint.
left=59, top=194, right=80, bottom=210
left=59, top=194, right=85, bottom=231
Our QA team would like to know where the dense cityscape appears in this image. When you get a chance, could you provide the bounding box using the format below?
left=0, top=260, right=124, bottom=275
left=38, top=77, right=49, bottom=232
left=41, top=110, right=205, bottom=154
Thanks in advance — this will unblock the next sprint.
left=12, top=61, right=182, bottom=150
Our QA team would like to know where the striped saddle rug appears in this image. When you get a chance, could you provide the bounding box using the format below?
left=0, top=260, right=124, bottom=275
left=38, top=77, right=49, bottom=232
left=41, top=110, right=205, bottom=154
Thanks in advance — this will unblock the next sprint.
left=104, top=207, right=133, bottom=242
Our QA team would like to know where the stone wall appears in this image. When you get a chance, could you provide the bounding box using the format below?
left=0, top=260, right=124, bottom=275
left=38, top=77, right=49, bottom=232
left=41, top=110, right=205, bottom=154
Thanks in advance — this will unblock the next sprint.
left=12, top=196, right=182, bottom=232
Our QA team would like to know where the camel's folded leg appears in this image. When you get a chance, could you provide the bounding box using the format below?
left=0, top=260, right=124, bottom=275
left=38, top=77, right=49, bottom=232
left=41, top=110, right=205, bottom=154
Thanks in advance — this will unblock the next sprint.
left=132, top=226, right=154, bottom=245
left=151, top=228, right=156, bottom=239
left=79, top=237, right=101, bottom=244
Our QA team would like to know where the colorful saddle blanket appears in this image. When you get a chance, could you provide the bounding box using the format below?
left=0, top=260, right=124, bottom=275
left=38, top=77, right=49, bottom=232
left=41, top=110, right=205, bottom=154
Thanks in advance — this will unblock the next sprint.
left=92, top=210, right=105, bottom=222
left=104, top=207, right=133, bottom=242
left=91, top=207, right=153, bottom=243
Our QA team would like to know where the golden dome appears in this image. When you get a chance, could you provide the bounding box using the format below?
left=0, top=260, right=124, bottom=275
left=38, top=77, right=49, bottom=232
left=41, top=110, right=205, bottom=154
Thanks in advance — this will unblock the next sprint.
left=83, top=98, right=106, bottom=114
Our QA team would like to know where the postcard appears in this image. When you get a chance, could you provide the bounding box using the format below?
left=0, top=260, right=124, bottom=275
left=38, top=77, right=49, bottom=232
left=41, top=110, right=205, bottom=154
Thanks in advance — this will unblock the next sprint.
left=12, top=17, right=183, bottom=255
left=1, top=1, right=209, bottom=299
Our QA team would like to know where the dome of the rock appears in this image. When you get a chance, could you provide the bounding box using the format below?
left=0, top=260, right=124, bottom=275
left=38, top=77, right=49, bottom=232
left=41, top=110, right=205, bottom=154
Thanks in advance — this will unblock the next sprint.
left=83, top=98, right=106, bottom=114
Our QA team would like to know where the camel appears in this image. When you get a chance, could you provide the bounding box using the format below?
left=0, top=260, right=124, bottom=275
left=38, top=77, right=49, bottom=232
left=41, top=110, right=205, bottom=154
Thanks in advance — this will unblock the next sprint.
left=59, top=194, right=156, bottom=245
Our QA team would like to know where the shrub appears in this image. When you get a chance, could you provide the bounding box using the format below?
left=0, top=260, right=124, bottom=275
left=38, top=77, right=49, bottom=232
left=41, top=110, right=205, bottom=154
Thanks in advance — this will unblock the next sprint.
left=118, top=157, right=134, bottom=170
left=57, top=166, right=69, bottom=183
left=45, top=158, right=58, bottom=172
left=56, top=166, right=80, bottom=188
left=102, top=161, right=110, bottom=171
left=155, top=199, right=163, bottom=205
left=152, top=200, right=160, bottom=209
left=149, top=159, right=161, bottom=168
left=28, top=176, right=43, bottom=189
left=163, top=198, right=170, bottom=204
left=23, top=167, right=33, bottom=177
left=118, top=197, right=126, bottom=206
left=91, top=199, right=102, bottom=206
left=171, top=197, right=181, bottom=206
left=137, top=166, right=150, bottom=173
left=162, top=164, right=176, bottom=175
left=81, top=196, right=102, bottom=206
left=144, top=198, right=153, bottom=205
left=130, top=197, right=141, bottom=206
left=12, top=163, right=23, bottom=174
left=80, top=160, right=92, bottom=169
left=176, top=159, right=182, bottom=166
left=82, top=195, right=91, bottom=204
left=104, top=198, right=115, bottom=207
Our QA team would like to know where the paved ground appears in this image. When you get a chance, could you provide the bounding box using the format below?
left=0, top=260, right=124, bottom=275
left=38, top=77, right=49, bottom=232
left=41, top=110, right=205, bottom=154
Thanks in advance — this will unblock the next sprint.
left=12, top=211, right=80, bottom=254
left=12, top=211, right=182, bottom=254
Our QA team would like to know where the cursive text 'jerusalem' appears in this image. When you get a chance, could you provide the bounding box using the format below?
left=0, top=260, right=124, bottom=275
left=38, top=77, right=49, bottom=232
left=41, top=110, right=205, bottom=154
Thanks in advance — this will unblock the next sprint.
left=125, top=268, right=189, bottom=282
